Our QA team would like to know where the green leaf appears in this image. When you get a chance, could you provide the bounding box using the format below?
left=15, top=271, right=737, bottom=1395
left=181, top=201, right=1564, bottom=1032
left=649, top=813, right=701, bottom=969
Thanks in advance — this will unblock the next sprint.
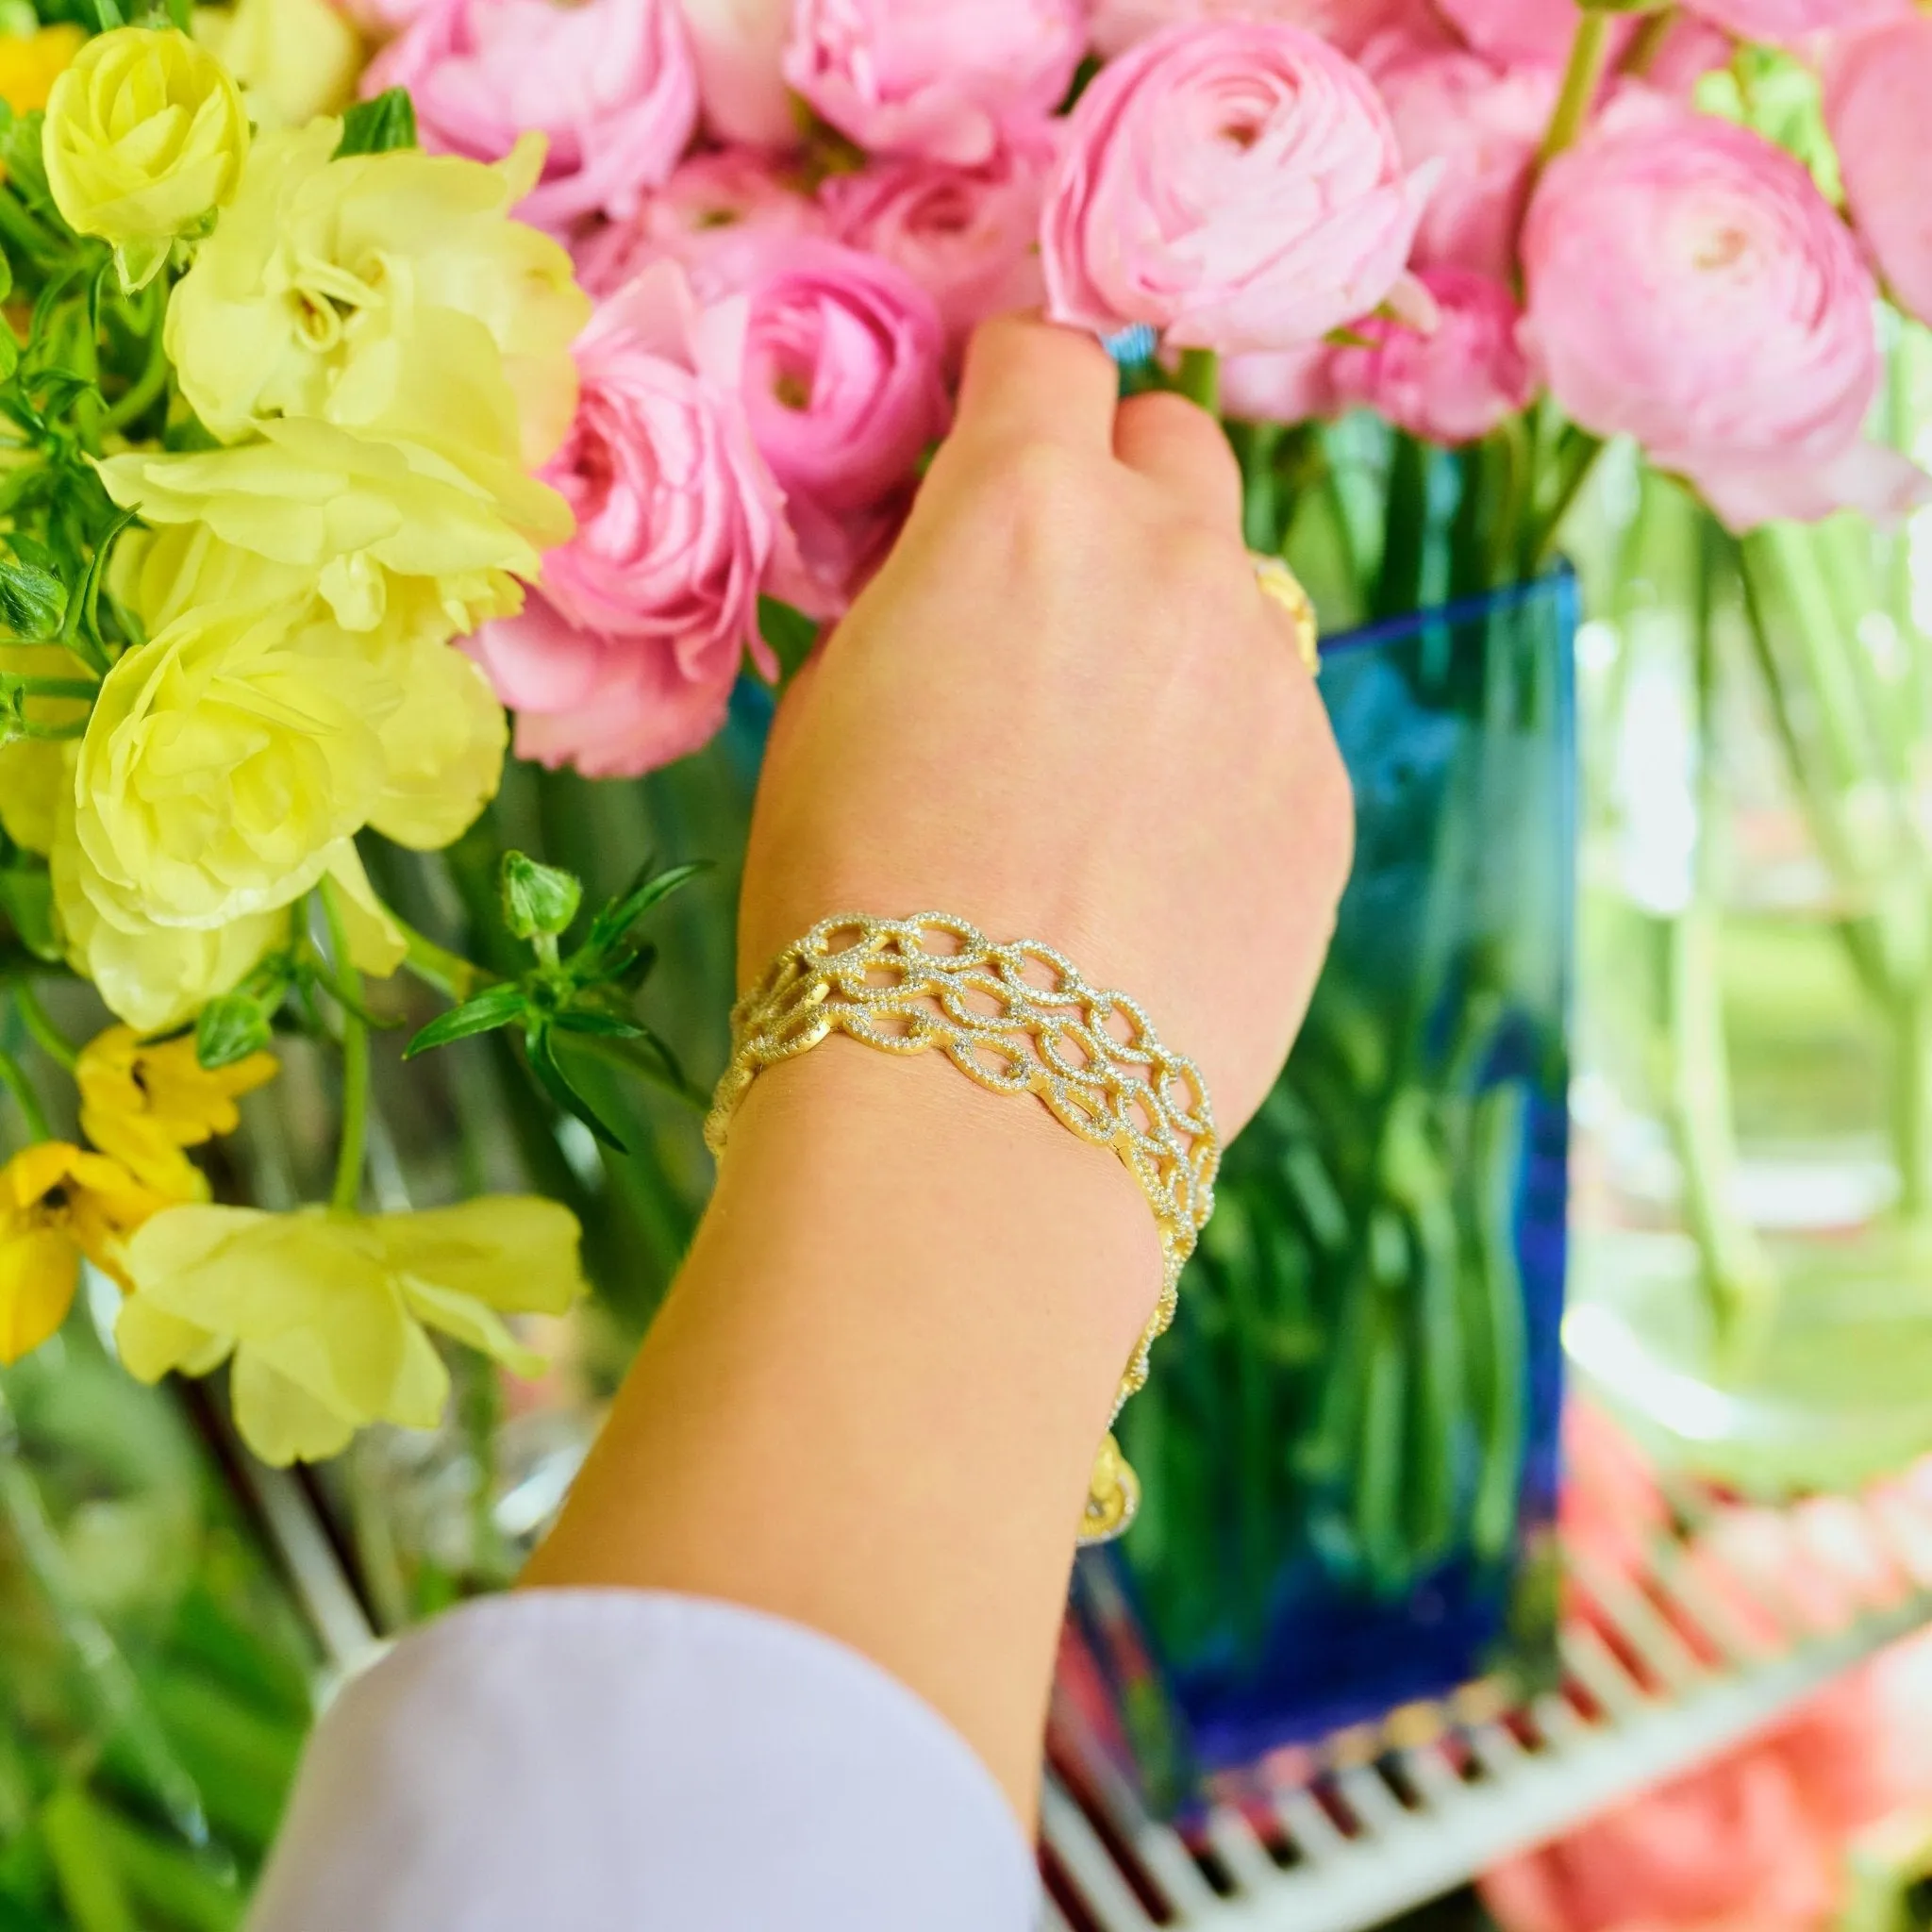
left=758, top=595, right=819, bottom=693
left=524, top=1026, right=629, bottom=1152
left=0, top=560, right=66, bottom=641
left=0, top=325, right=19, bottom=385
left=583, top=860, right=709, bottom=957
left=402, top=982, right=526, bottom=1059
left=334, top=89, right=418, bottom=159
left=2, top=113, right=50, bottom=211
left=92, top=0, right=125, bottom=27
left=548, top=1008, right=645, bottom=1040
left=0, top=863, right=58, bottom=961
left=195, top=995, right=274, bottom=1070
left=500, top=850, right=582, bottom=941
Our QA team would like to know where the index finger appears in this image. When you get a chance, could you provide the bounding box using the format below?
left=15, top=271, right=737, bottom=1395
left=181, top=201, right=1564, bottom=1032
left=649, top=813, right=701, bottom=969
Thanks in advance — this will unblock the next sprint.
left=952, top=313, right=1122, bottom=455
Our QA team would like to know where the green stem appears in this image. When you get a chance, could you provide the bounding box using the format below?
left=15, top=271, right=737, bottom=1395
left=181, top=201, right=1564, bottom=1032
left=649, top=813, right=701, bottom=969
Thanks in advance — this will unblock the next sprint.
left=1623, top=6, right=1678, bottom=77
left=320, top=881, right=369, bottom=1214
left=13, top=676, right=99, bottom=699
left=101, top=305, right=172, bottom=436
left=388, top=906, right=493, bottom=1005
left=0, top=1037, right=50, bottom=1140
left=0, top=183, right=60, bottom=269
left=1895, top=987, right=1932, bottom=1224
left=1538, top=10, right=1616, bottom=166
left=1526, top=428, right=1605, bottom=572
left=15, top=718, right=87, bottom=740
left=1174, top=346, right=1220, bottom=415
left=13, top=980, right=75, bottom=1071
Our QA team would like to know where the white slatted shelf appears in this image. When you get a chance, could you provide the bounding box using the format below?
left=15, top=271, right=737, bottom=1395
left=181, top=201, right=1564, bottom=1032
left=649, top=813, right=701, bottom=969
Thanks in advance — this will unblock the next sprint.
left=1042, top=1472, right=1932, bottom=1932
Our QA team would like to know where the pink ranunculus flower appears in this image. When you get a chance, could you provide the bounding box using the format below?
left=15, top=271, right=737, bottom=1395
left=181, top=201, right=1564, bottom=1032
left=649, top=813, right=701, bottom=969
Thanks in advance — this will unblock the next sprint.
left=1088, top=0, right=1435, bottom=59
left=1827, top=15, right=1932, bottom=331
left=1377, top=49, right=1558, bottom=283
left=783, top=0, right=1086, bottom=166
left=1435, top=0, right=1592, bottom=59
left=738, top=239, right=951, bottom=515
left=1328, top=266, right=1536, bottom=445
left=676, top=0, right=799, bottom=147
left=364, top=0, right=700, bottom=231
left=574, top=149, right=827, bottom=303
left=1681, top=0, right=1907, bottom=42
left=1221, top=343, right=1341, bottom=425
left=1522, top=106, right=1931, bottom=532
left=468, top=263, right=786, bottom=778
left=1041, top=22, right=1437, bottom=355
left=822, top=129, right=1056, bottom=352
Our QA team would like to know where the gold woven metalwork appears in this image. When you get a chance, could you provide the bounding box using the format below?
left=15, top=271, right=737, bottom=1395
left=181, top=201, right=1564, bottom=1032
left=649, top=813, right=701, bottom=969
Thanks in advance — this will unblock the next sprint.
left=1253, top=554, right=1321, bottom=674
left=705, top=913, right=1221, bottom=1544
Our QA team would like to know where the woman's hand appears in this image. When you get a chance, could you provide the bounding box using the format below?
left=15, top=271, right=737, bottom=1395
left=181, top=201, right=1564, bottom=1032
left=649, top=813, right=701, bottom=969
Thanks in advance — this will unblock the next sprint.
left=741, top=313, right=1354, bottom=1138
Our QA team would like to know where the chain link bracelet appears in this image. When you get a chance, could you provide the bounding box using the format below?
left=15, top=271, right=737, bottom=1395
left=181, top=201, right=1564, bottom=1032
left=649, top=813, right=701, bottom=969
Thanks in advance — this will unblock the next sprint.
left=706, top=914, right=1221, bottom=1543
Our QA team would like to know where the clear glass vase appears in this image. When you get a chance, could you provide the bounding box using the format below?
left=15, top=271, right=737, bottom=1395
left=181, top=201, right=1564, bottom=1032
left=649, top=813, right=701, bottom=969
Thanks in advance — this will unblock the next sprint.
left=1070, top=573, right=1576, bottom=1809
left=1568, top=403, right=1932, bottom=1497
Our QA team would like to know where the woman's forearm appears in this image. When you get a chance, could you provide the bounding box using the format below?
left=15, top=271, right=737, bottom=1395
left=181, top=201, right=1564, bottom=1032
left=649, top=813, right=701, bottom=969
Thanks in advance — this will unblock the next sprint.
left=521, top=1038, right=1161, bottom=1817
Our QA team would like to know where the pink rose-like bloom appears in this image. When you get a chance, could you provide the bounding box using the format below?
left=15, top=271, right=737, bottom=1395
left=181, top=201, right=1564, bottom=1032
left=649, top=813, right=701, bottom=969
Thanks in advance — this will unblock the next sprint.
left=1436, top=0, right=1594, bottom=60
left=574, top=149, right=827, bottom=302
left=365, top=0, right=699, bottom=230
left=469, top=264, right=786, bottom=777
left=676, top=0, right=798, bottom=147
left=823, top=131, right=1055, bottom=351
left=1089, top=0, right=1435, bottom=59
left=1377, top=49, right=1557, bottom=282
left=1682, top=0, right=1907, bottom=42
left=783, top=0, right=1086, bottom=166
left=1041, top=22, right=1436, bottom=355
left=739, top=240, right=950, bottom=515
left=1523, top=108, right=1930, bottom=532
left=1329, top=267, right=1536, bottom=444
left=1221, top=343, right=1340, bottom=425
left=1827, top=15, right=1932, bottom=330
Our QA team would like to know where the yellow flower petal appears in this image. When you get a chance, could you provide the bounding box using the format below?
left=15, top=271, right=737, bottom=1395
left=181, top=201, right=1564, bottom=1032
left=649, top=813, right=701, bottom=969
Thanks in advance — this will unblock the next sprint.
left=0, top=1225, right=79, bottom=1363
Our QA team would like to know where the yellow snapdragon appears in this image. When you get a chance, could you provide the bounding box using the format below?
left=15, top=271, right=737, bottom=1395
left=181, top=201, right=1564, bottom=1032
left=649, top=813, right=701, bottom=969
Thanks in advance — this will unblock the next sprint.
left=43, top=26, right=249, bottom=290
left=166, top=120, right=586, bottom=463
left=116, top=1196, right=585, bottom=1466
left=77, top=1024, right=276, bottom=1200
left=0, top=1142, right=167, bottom=1363
left=0, top=24, right=85, bottom=116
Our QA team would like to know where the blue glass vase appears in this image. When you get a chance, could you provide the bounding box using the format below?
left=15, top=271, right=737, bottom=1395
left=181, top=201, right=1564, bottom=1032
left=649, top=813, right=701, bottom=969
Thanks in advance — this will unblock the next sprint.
left=1069, top=573, right=1576, bottom=1810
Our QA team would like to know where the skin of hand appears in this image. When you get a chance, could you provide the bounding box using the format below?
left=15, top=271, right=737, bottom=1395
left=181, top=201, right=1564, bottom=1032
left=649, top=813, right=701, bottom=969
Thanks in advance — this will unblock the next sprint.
left=522, top=316, right=1354, bottom=1822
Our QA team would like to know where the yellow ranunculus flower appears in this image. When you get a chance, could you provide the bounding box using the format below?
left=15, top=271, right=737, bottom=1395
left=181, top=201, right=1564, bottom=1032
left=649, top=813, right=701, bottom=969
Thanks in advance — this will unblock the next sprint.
left=54, top=781, right=402, bottom=1030
left=0, top=1141, right=167, bottom=1363
left=74, top=596, right=394, bottom=931
left=113, top=519, right=526, bottom=659
left=77, top=1024, right=275, bottom=1200
left=96, top=414, right=569, bottom=638
left=0, top=643, right=92, bottom=854
left=192, top=0, right=362, bottom=131
left=167, top=120, right=586, bottom=464
left=0, top=24, right=85, bottom=116
left=43, top=26, right=249, bottom=290
left=367, top=636, right=508, bottom=852
left=116, top=1196, right=585, bottom=1465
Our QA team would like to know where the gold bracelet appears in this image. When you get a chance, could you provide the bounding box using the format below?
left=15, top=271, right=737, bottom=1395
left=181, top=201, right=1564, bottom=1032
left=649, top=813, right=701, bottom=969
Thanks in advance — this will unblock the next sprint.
left=705, top=914, right=1220, bottom=1543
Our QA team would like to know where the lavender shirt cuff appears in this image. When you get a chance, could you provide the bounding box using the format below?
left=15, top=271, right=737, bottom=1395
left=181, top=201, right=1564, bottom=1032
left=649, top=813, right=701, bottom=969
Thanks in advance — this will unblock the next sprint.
left=246, top=1589, right=1040, bottom=1932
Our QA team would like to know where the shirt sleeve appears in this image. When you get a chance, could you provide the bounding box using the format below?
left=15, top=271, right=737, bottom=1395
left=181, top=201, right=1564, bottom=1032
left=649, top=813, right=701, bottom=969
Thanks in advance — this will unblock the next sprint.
left=245, top=1588, right=1041, bottom=1932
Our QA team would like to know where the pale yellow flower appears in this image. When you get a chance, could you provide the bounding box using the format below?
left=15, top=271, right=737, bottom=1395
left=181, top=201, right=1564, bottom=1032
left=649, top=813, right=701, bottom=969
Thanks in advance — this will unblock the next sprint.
left=113, top=519, right=526, bottom=658
left=167, top=121, right=586, bottom=464
left=96, top=413, right=569, bottom=637
left=0, top=1141, right=168, bottom=1364
left=0, top=24, right=85, bottom=117
left=74, top=595, right=393, bottom=930
left=367, top=634, right=508, bottom=851
left=192, top=0, right=363, bottom=130
left=0, top=643, right=92, bottom=855
left=54, top=784, right=402, bottom=1031
left=77, top=1024, right=275, bottom=1200
left=115, top=1196, right=585, bottom=1465
left=43, top=26, right=249, bottom=289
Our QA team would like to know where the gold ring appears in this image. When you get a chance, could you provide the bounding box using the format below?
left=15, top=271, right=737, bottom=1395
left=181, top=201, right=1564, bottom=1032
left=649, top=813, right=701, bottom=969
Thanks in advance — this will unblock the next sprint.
left=1252, top=554, right=1319, bottom=674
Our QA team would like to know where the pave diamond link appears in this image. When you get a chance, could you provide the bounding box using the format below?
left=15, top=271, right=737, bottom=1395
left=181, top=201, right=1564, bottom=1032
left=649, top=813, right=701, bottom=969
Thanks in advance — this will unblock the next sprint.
left=707, top=913, right=1222, bottom=1543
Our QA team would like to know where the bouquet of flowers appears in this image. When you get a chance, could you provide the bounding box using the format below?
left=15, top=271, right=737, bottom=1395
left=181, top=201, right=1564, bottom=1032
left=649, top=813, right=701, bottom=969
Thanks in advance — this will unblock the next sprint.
left=0, top=0, right=1927, bottom=1857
